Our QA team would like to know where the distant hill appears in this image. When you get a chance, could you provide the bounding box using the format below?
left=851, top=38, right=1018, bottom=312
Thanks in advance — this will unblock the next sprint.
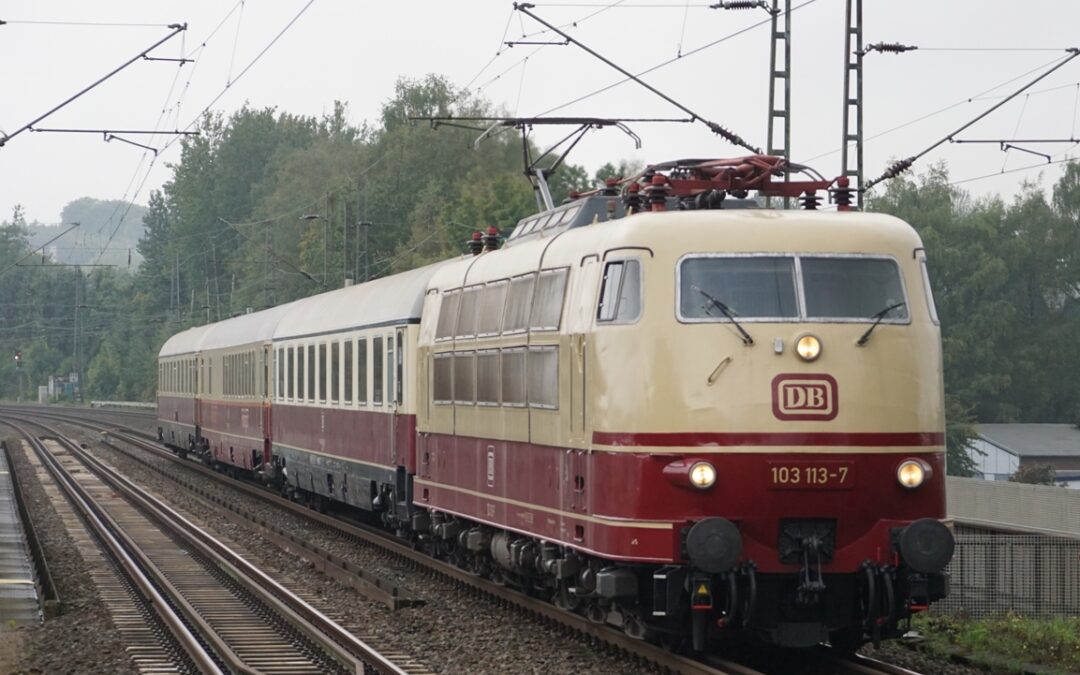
left=26, top=197, right=148, bottom=270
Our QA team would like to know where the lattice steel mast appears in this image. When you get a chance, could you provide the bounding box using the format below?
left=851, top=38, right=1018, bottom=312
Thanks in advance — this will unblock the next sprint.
left=840, top=0, right=864, bottom=208
left=766, top=0, right=792, bottom=207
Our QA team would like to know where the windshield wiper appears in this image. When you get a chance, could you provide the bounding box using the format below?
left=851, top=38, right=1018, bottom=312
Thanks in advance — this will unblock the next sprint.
left=856, top=301, right=906, bottom=346
left=691, top=285, right=754, bottom=346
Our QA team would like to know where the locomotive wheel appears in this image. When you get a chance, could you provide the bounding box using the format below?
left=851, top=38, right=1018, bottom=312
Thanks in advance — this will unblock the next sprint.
left=553, top=580, right=581, bottom=612
left=828, top=626, right=866, bottom=651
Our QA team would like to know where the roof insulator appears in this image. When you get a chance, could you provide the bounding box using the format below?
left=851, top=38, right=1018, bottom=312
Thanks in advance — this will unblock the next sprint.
left=467, top=231, right=484, bottom=256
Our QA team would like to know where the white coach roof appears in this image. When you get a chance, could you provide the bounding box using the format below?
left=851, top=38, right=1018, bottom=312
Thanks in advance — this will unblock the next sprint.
left=200, top=301, right=298, bottom=351
left=158, top=324, right=214, bottom=358
left=274, top=261, right=452, bottom=340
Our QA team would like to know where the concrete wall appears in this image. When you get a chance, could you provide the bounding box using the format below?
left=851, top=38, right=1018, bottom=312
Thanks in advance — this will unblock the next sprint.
left=947, top=476, right=1080, bottom=539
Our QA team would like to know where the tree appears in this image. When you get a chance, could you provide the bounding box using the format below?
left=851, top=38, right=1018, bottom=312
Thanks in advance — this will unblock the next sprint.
left=945, top=395, right=981, bottom=477
left=1008, top=463, right=1059, bottom=486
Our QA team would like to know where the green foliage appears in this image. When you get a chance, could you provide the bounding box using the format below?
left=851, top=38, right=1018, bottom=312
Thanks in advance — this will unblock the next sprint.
left=914, top=612, right=1080, bottom=672
left=944, top=395, right=980, bottom=477
left=867, top=162, right=1080, bottom=448
left=1008, top=463, right=1060, bottom=486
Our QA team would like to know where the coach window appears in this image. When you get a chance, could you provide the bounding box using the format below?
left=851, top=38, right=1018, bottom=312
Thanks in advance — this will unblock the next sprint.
left=343, top=339, right=354, bottom=404
left=317, top=343, right=327, bottom=403
left=273, top=349, right=280, bottom=400
left=373, top=336, right=384, bottom=405
left=386, top=334, right=396, bottom=405
left=530, top=268, right=569, bottom=331
left=358, top=338, right=369, bottom=405
left=454, top=351, right=476, bottom=405
left=433, top=353, right=453, bottom=404
left=597, top=259, right=642, bottom=323
left=286, top=347, right=295, bottom=400
left=395, top=329, right=404, bottom=406
left=476, top=350, right=500, bottom=405
left=502, top=273, right=535, bottom=334
left=527, top=347, right=559, bottom=409
left=435, top=290, right=460, bottom=341
left=330, top=341, right=340, bottom=404
left=306, top=345, right=315, bottom=401
left=457, top=286, right=482, bottom=339
left=501, top=348, right=527, bottom=407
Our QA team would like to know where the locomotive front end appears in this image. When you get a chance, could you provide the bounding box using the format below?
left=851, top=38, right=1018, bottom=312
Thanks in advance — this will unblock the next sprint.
left=587, top=209, right=954, bottom=650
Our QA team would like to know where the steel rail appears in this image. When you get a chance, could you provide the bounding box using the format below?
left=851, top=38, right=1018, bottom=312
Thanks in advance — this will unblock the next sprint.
left=56, top=430, right=403, bottom=674
left=15, top=408, right=760, bottom=675
left=5, top=414, right=411, bottom=675
left=0, top=418, right=222, bottom=674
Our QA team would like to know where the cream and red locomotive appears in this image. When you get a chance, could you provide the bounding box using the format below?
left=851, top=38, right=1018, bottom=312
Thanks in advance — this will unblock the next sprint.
left=157, top=156, right=954, bottom=651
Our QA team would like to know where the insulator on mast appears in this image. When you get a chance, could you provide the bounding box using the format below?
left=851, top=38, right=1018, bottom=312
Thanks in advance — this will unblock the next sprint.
left=861, top=42, right=918, bottom=55
left=711, top=0, right=773, bottom=11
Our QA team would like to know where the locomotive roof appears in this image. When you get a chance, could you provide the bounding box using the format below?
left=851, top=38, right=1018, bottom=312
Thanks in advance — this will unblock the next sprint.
left=428, top=209, right=923, bottom=291
left=158, top=323, right=215, bottom=358
left=273, top=260, right=453, bottom=340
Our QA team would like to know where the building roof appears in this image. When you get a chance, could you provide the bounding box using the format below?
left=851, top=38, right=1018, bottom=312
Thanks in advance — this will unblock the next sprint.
left=977, top=423, right=1080, bottom=458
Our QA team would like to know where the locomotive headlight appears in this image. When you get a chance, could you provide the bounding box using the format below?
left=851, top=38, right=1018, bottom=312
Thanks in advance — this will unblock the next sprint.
left=689, top=461, right=717, bottom=489
left=897, top=459, right=931, bottom=489
left=795, top=334, right=821, bottom=361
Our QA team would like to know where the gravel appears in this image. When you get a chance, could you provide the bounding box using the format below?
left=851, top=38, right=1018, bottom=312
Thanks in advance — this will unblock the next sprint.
left=1, top=435, right=138, bottom=675
left=860, top=640, right=985, bottom=675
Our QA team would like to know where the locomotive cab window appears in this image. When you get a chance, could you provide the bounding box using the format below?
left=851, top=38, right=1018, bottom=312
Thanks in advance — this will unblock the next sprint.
left=678, top=254, right=909, bottom=324
left=802, top=257, right=908, bottom=322
left=597, top=259, right=642, bottom=323
left=679, top=256, right=798, bottom=321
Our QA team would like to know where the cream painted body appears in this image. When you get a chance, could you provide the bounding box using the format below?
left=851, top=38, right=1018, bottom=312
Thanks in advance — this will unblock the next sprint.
left=419, top=209, right=944, bottom=452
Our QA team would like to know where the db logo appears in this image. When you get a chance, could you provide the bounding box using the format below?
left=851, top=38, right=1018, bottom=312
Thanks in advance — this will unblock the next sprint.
left=771, top=374, right=838, bottom=421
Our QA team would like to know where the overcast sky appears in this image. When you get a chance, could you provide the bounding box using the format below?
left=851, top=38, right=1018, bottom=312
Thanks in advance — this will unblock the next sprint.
left=2, top=0, right=1078, bottom=226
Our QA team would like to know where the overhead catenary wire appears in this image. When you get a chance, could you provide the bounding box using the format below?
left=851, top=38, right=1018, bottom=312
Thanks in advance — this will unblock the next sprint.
left=0, top=23, right=187, bottom=148
left=92, top=1, right=316, bottom=266
left=0, top=19, right=173, bottom=28
left=801, top=56, right=1076, bottom=165
left=455, top=0, right=629, bottom=104
left=864, top=49, right=1080, bottom=191
left=514, top=2, right=760, bottom=152
left=532, top=0, right=820, bottom=117
left=86, top=0, right=251, bottom=259
left=227, top=0, right=246, bottom=86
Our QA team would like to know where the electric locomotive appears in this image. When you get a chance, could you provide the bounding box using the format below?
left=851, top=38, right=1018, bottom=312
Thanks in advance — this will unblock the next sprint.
left=158, top=156, right=954, bottom=652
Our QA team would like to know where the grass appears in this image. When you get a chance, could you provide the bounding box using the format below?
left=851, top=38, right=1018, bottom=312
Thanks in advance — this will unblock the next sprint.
left=913, top=612, right=1080, bottom=674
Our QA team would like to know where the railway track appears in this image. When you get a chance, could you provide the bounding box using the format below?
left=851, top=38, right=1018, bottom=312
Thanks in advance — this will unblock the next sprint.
left=0, top=414, right=418, bottom=675
left=5, top=405, right=926, bottom=675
